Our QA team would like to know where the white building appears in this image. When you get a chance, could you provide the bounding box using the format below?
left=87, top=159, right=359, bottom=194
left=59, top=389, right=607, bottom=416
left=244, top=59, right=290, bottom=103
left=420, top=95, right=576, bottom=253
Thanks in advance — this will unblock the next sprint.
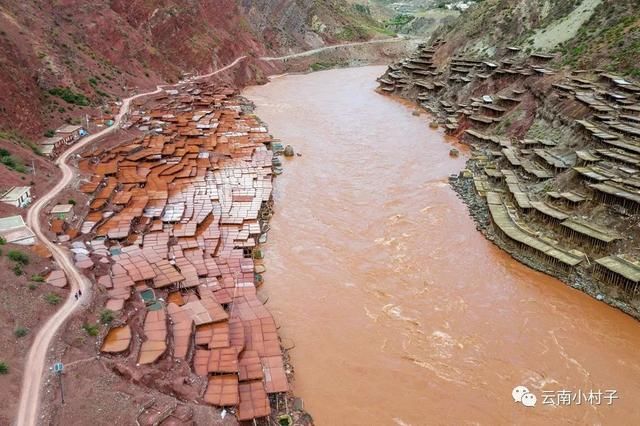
left=0, top=186, right=32, bottom=208
left=50, top=203, right=75, bottom=220
left=0, top=215, right=36, bottom=245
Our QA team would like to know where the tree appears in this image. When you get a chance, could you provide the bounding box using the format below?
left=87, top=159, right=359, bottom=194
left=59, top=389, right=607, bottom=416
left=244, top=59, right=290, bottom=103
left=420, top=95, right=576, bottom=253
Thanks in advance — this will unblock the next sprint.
left=0, top=362, right=8, bottom=374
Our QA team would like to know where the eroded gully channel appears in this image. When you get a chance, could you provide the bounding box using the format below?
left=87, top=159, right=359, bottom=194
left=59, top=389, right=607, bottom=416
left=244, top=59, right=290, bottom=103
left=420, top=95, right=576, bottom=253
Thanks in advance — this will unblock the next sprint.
left=244, top=66, right=640, bottom=425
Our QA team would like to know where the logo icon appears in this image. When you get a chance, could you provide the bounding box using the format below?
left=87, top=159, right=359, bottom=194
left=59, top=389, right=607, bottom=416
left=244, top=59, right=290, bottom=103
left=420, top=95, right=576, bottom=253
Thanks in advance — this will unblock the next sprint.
left=513, top=385, right=536, bottom=407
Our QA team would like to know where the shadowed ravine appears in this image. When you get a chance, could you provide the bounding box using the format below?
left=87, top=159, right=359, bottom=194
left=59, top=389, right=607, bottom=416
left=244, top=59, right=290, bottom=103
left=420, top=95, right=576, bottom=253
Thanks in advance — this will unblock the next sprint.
left=244, top=66, right=640, bottom=425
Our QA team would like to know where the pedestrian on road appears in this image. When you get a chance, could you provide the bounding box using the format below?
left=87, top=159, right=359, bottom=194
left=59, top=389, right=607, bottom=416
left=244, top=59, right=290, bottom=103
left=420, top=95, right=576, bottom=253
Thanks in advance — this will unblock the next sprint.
left=74, top=293, right=78, bottom=300
left=79, top=289, right=82, bottom=297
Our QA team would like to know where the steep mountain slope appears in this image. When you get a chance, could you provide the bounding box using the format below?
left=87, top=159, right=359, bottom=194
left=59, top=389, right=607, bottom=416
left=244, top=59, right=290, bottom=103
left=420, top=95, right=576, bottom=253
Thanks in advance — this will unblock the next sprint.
left=432, top=0, right=639, bottom=76
left=369, top=0, right=460, bottom=36
left=377, top=1, right=640, bottom=313
left=0, top=0, right=388, bottom=139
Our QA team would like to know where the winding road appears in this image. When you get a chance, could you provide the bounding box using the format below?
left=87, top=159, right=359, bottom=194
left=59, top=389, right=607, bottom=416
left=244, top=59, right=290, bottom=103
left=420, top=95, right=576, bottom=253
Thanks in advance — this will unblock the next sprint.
left=259, top=36, right=409, bottom=61
left=14, top=36, right=409, bottom=426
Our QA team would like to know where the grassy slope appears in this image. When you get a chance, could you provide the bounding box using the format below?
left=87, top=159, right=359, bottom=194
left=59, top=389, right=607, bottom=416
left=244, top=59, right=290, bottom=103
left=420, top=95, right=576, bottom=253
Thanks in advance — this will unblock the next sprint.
left=555, top=0, right=640, bottom=76
left=432, top=0, right=639, bottom=76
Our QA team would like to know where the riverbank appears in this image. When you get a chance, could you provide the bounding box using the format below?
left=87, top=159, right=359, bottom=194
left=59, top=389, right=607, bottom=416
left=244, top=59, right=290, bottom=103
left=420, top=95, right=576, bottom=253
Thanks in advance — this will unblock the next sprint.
left=377, top=41, right=640, bottom=321
left=31, top=78, right=314, bottom=425
left=449, top=161, right=640, bottom=321
left=245, top=65, right=640, bottom=424
left=17, top=38, right=422, bottom=424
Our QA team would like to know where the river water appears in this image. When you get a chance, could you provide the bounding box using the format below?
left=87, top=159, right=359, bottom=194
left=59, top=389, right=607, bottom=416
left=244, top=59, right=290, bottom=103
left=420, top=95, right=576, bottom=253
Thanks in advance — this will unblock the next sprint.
left=244, top=66, right=640, bottom=425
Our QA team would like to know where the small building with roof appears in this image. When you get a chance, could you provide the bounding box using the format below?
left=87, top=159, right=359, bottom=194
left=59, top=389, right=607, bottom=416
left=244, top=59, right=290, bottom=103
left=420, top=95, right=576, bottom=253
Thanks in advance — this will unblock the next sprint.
left=55, top=124, right=86, bottom=144
left=0, top=186, right=32, bottom=208
left=50, top=203, right=75, bottom=220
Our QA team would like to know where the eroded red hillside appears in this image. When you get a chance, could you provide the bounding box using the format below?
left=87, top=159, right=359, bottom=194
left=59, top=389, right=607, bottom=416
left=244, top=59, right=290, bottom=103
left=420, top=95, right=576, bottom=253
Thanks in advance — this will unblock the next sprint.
left=0, top=0, right=386, bottom=138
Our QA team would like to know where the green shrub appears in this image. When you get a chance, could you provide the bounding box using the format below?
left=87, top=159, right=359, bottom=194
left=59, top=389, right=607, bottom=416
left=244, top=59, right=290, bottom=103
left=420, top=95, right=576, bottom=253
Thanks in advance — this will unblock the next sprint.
left=14, top=327, right=29, bottom=338
left=44, top=129, right=55, bottom=137
left=13, top=264, right=23, bottom=276
left=99, top=309, right=115, bottom=324
left=31, top=274, right=45, bottom=282
left=48, top=87, right=90, bottom=106
left=0, top=236, right=5, bottom=245
left=0, top=362, right=8, bottom=374
left=310, top=62, right=331, bottom=72
left=385, top=14, right=414, bottom=29
left=67, top=199, right=76, bottom=205
left=0, top=154, right=15, bottom=168
left=0, top=151, right=27, bottom=174
left=8, top=250, right=29, bottom=265
left=44, top=293, right=62, bottom=305
left=28, top=283, right=38, bottom=290
left=82, top=323, right=99, bottom=336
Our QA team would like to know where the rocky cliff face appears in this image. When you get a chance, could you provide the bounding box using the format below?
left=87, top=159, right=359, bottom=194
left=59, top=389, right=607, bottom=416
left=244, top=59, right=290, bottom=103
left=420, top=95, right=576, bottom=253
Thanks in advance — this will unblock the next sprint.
left=0, top=0, right=387, bottom=138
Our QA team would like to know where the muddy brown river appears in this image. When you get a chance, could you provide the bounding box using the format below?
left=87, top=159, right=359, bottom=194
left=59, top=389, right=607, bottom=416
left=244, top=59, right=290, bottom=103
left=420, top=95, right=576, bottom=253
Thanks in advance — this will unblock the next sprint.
left=244, top=66, right=640, bottom=425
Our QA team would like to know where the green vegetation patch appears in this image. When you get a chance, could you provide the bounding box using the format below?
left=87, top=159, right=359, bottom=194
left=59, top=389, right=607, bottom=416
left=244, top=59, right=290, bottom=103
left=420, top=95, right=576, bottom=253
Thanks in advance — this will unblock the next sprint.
left=44, top=293, right=62, bottom=305
left=0, top=149, right=27, bottom=173
left=48, top=87, right=90, bottom=106
left=556, top=0, right=640, bottom=75
left=100, top=309, right=115, bottom=324
left=0, top=129, right=41, bottom=156
left=336, top=24, right=370, bottom=41
left=385, top=14, right=414, bottom=30
left=14, top=327, right=29, bottom=338
left=310, top=62, right=332, bottom=71
left=82, top=323, right=100, bottom=336
left=8, top=250, right=29, bottom=265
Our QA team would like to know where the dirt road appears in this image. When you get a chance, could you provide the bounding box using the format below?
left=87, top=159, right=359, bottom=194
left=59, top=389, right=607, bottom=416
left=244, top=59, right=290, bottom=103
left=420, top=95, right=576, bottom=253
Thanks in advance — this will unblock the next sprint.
left=259, top=36, right=408, bottom=61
